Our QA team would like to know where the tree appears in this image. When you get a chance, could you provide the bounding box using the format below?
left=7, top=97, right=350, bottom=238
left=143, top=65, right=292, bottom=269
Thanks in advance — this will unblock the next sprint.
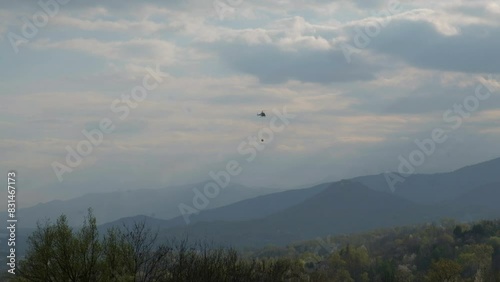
left=426, top=259, right=462, bottom=282
left=17, top=209, right=103, bottom=281
left=458, top=244, right=493, bottom=281
left=121, top=221, right=171, bottom=282
left=395, top=265, right=414, bottom=282
left=101, top=227, right=135, bottom=281
left=16, top=220, right=56, bottom=281
left=376, top=260, right=396, bottom=282
left=75, top=210, right=102, bottom=281
left=453, top=225, right=464, bottom=239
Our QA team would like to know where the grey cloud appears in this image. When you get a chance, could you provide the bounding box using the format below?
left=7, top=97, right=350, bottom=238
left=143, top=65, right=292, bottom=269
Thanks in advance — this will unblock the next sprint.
left=310, top=0, right=389, bottom=9
left=336, top=75, right=500, bottom=116
left=449, top=3, right=499, bottom=19
left=1, top=0, right=184, bottom=11
left=384, top=84, right=500, bottom=115
left=85, top=119, right=148, bottom=135
left=366, top=19, right=500, bottom=73
left=205, top=42, right=378, bottom=84
left=208, top=93, right=289, bottom=105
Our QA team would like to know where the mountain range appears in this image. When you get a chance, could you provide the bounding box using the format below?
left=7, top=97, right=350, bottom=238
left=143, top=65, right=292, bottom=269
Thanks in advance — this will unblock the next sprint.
left=102, top=157, right=500, bottom=247
left=9, top=157, right=500, bottom=249
left=9, top=182, right=281, bottom=228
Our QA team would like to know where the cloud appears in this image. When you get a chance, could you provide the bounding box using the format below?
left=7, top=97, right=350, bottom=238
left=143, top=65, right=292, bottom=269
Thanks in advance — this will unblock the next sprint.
left=2, top=0, right=500, bottom=208
left=213, top=43, right=377, bottom=83
left=31, top=38, right=180, bottom=65
left=367, top=18, right=500, bottom=73
left=51, top=16, right=168, bottom=34
left=195, top=16, right=380, bottom=84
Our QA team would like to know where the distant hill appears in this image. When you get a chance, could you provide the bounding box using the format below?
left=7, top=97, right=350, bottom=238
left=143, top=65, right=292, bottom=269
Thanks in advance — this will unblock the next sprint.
left=99, top=157, right=500, bottom=247
left=261, top=180, right=438, bottom=237
left=14, top=182, right=280, bottom=228
left=14, top=157, right=500, bottom=250
left=125, top=182, right=331, bottom=229
left=13, top=178, right=500, bottom=259
left=353, top=157, right=500, bottom=204
left=153, top=181, right=443, bottom=247
left=443, top=182, right=500, bottom=221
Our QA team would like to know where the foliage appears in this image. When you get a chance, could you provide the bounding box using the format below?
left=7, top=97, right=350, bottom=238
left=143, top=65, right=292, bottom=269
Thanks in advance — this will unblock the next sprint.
left=13, top=212, right=500, bottom=282
left=426, top=259, right=462, bottom=282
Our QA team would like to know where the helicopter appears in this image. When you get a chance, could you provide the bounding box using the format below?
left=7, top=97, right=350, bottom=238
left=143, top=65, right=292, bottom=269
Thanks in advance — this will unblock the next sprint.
left=257, top=110, right=266, bottom=142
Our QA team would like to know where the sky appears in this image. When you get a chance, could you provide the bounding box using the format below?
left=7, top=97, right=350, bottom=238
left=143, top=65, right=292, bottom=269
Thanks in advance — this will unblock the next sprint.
left=1, top=0, right=500, bottom=209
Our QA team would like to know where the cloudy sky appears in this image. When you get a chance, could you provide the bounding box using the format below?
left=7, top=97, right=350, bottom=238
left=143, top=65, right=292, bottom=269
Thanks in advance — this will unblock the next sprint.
left=1, top=0, right=500, bottom=209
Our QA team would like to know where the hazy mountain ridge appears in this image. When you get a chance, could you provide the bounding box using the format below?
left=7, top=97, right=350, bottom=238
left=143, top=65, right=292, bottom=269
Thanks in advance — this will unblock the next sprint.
left=353, top=157, right=500, bottom=204
left=12, top=157, right=500, bottom=248
left=155, top=180, right=442, bottom=247
left=128, top=182, right=332, bottom=229
left=14, top=182, right=281, bottom=228
left=101, top=157, right=500, bottom=247
left=442, top=182, right=500, bottom=220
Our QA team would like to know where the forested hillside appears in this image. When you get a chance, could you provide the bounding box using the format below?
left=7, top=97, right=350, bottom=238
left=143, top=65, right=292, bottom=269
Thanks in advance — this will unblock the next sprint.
left=5, top=210, right=500, bottom=281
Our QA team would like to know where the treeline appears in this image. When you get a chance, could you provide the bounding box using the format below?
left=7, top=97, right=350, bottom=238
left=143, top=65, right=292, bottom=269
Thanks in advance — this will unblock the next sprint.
left=6, top=210, right=500, bottom=281
left=250, top=219, right=500, bottom=281
left=9, top=210, right=305, bottom=282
